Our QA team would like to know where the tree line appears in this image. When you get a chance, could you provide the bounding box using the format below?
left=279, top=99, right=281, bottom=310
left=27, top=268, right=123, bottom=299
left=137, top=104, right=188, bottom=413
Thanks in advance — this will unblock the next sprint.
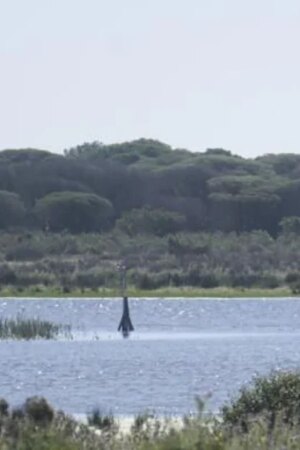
left=1, top=139, right=300, bottom=235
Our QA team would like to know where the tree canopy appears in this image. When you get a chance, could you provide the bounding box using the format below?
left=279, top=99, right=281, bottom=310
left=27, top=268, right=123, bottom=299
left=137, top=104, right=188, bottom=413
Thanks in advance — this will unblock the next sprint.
left=0, top=140, right=300, bottom=235
left=34, top=192, right=114, bottom=233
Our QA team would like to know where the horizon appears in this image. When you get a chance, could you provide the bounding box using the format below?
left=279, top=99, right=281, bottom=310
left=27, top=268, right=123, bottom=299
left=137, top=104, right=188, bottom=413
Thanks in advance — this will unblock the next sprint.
left=1, top=0, right=300, bottom=157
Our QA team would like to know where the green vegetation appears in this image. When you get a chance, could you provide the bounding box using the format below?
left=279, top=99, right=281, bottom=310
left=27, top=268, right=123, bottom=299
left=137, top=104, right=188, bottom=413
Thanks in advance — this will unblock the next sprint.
left=2, top=372, right=300, bottom=449
left=0, top=286, right=294, bottom=298
left=116, top=207, right=185, bottom=237
left=1, top=140, right=300, bottom=235
left=223, top=371, right=300, bottom=432
left=0, top=316, right=70, bottom=339
left=0, top=229, right=299, bottom=296
left=35, top=191, right=114, bottom=233
left=1, top=140, right=300, bottom=295
left=87, top=408, right=118, bottom=433
left=0, top=190, right=26, bottom=228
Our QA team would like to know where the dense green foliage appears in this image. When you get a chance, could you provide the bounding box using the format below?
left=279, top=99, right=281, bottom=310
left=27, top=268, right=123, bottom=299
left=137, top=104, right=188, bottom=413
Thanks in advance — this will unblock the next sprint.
left=1, top=140, right=300, bottom=234
left=0, top=190, right=25, bottom=228
left=0, top=229, right=300, bottom=293
left=222, top=371, right=300, bottom=432
left=3, top=373, right=300, bottom=449
left=116, top=207, right=185, bottom=237
left=34, top=191, right=114, bottom=233
left=1, top=139, right=300, bottom=293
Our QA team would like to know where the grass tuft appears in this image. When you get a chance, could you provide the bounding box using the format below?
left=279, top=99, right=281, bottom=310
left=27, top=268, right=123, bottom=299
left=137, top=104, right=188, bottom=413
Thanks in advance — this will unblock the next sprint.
left=0, top=314, right=71, bottom=340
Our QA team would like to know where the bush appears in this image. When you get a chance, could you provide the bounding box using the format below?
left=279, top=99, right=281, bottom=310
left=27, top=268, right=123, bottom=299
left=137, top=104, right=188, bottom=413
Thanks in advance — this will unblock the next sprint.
left=24, top=397, right=54, bottom=425
left=0, top=264, right=16, bottom=284
left=35, top=191, right=114, bottom=233
left=5, top=244, right=44, bottom=261
left=87, top=408, right=117, bottom=432
left=134, top=271, right=157, bottom=290
left=0, top=398, right=8, bottom=416
left=75, top=270, right=106, bottom=289
left=200, top=273, right=219, bottom=288
left=0, top=397, right=93, bottom=449
left=0, top=190, right=26, bottom=229
left=170, top=271, right=184, bottom=287
left=14, top=271, right=55, bottom=288
left=116, top=207, right=185, bottom=237
left=184, top=269, right=219, bottom=288
left=3, top=389, right=300, bottom=449
left=258, top=274, right=280, bottom=289
left=285, top=272, right=300, bottom=284
left=230, top=273, right=259, bottom=288
left=185, top=267, right=202, bottom=286
left=285, top=272, right=300, bottom=294
left=222, top=371, right=300, bottom=432
left=280, top=216, right=300, bottom=234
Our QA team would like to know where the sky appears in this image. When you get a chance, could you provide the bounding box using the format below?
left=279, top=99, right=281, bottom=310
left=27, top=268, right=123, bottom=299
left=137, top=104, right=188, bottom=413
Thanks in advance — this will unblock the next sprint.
left=1, top=0, right=300, bottom=157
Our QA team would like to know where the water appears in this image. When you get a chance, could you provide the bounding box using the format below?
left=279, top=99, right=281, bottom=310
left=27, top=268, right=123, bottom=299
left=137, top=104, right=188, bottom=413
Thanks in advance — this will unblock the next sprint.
left=1, top=297, right=300, bottom=416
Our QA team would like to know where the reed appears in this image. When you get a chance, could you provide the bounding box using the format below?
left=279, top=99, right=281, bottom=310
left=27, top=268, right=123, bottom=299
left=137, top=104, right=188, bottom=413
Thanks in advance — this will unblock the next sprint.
left=0, top=315, right=70, bottom=339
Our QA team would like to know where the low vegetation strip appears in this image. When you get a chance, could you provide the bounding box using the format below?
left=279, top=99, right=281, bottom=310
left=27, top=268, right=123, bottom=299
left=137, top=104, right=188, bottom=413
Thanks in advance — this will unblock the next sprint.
left=1, top=230, right=300, bottom=297
left=0, top=316, right=71, bottom=339
left=1, top=371, right=300, bottom=449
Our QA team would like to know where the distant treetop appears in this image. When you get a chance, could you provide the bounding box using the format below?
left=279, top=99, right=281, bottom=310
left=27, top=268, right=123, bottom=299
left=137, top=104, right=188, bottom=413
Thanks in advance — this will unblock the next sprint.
left=1, top=139, right=300, bottom=235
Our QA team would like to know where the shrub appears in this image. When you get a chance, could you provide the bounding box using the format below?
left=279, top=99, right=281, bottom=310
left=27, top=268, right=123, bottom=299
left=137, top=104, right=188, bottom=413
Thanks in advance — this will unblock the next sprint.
left=230, top=273, right=259, bottom=288
left=200, top=273, right=219, bottom=288
left=222, top=371, right=300, bottom=432
left=0, top=397, right=93, bottom=449
left=24, top=397, right=54, bottom=426
left=285, top=272, right=300, bottom=294
left=170, top=271, right=184, bottom=287
left=75, top=270, right=106, bottom=289
left=280, top=216, right=300, bottom=234
left=14, top=271, right=55, bottom=288
left=5, top=244, right=44, bottom=261
left=34, top=191, right=114, bottom=233
left=132, top=412, right=154, bottom=433
left=285, top=272, right=300, bottom=284
left=185, top=267, right=202, bottom=286
left=132, top=270, right=173, bottom=290
left=0, top=398, right=9, bottom=416
left=257, top=274, right=280, bottom=289
left=134, top=272, right=157, bottom=290
left=0, top=190, right=26, bottom=229
left=0, top=264, right=16, bottom=284
left=87, top=408, right=117, bottom=432
left=116, top=207, right=185, bottom=237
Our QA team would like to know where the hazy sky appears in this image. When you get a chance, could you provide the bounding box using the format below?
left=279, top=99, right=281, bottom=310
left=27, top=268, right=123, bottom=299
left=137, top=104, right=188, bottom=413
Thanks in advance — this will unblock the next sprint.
left=1, top=0, right=300, bottom=156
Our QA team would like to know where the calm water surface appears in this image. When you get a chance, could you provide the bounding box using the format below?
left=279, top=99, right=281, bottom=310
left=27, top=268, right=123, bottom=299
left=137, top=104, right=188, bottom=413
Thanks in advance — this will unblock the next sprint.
left=1, top=297, right=300, bottom=415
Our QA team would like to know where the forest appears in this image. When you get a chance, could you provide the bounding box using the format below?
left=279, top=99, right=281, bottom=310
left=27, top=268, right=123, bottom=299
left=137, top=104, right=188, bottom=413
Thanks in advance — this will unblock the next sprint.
left=1, top=138, right=300, bottom=235
left=1, top=139, right=300, bottom=294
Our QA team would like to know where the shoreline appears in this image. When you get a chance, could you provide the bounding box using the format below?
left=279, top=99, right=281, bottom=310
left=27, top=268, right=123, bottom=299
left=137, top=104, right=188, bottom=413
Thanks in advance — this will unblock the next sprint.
left=0, top=286, right=297, bottom=299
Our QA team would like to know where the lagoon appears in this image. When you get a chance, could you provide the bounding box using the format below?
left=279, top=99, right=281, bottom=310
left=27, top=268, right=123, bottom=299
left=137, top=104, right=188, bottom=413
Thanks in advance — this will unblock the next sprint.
left=1, top=298, right=300, bottom=416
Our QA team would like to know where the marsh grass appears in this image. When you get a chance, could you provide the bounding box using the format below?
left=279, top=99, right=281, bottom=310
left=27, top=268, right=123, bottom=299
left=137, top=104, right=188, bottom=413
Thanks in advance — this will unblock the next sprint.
left=0, top=315, right=71, bottom=340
